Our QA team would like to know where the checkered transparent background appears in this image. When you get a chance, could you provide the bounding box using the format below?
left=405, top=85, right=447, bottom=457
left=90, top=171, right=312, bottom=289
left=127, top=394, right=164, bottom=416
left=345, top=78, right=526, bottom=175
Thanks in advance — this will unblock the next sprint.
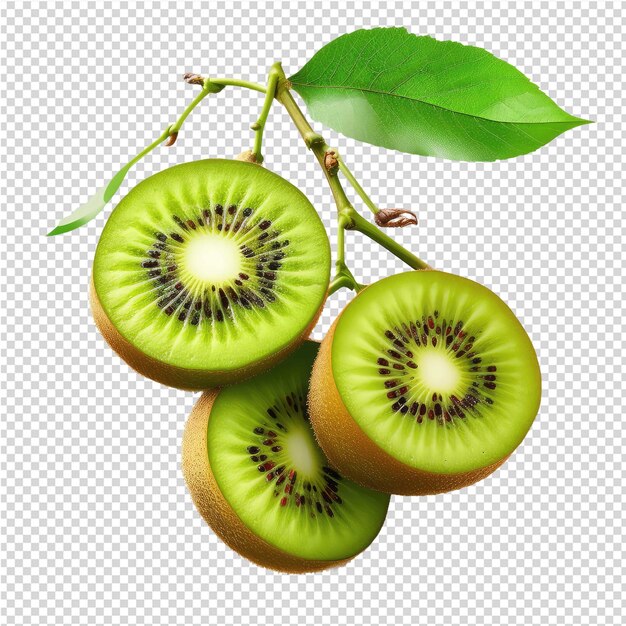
left=1, top=2, right=623, bottom=625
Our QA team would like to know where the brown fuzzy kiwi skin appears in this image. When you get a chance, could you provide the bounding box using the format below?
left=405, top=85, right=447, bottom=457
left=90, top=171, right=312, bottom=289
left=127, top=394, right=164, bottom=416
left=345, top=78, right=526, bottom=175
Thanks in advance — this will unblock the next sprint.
left=181, top=391, right=351, bottom=573
left=89, top=275, right=325, bottom=391
left=308, top=315, right=507, bottom=497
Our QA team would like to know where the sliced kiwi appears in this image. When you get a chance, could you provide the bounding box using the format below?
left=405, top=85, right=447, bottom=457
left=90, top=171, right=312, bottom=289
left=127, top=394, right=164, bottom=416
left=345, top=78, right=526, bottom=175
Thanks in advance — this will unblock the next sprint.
left=182, top=341, right=390, bottom=572
left=91, top=159, right=330, bottom=389
left=309, top=270, right=541, bottom=495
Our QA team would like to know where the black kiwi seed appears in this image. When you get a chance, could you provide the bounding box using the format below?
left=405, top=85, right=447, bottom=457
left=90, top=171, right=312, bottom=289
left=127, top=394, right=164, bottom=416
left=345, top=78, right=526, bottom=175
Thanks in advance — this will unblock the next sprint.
left=173, top=215, right=188, bottom=230
left=219, top=288, right=229, bottom=308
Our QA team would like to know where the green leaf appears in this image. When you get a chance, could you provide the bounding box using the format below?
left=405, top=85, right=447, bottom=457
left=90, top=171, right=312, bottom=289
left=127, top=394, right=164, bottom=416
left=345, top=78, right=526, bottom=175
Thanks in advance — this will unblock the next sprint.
left=289, top=28, right=590, bottom=161
left=48, top=128, right=170, bottom=236
left=47, top=184, right=109, bottom=236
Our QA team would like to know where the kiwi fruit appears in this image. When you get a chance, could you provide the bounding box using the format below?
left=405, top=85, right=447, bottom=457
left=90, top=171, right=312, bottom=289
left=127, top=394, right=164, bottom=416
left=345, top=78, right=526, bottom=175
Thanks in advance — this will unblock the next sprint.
left=308, top=270, right=541, bottom=495
left=182, top=341, right=390, bottom=572
left=91, top=159, right=330, bottom=389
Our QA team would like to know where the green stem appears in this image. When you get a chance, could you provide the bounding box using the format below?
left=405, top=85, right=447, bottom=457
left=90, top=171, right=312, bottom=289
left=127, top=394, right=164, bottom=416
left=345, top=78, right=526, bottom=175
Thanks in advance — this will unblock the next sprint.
left=103, top=126, right=171, bottom=202
left=337, top=156, right=380, bottom=216
left=348, top=210, right=428, bottom=270
left=271, top=63, right=427, bottom=277
left=169, top=81, right=221, bottom=135
left=327, top=216, right=363, bottom=295
left=272, top=63, right=365, bottom=293
left=336, top=219, right=346, bottom=266
left=209, top=77, right=267, bottom=94
left=328, top=272, right=364, bottom=296
left=251, top=71, right=279, bottom=163
left=273, top=64, right=352, bottom=213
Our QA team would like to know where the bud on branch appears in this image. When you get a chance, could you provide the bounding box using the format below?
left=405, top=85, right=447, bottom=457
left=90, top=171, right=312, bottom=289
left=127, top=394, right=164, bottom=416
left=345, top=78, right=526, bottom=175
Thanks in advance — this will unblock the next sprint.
left=183, top=73, right=205, bottom=86
left=324, top=150, right=339, bottom=174
left=374, top=209, right=418, bottom=228
left=164, top=132, right=178, bottom=146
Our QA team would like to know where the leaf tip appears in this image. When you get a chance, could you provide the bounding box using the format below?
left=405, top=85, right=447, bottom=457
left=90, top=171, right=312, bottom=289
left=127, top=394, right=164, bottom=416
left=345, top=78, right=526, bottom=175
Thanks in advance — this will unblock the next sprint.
left=47, top=225, right=66, bottom=237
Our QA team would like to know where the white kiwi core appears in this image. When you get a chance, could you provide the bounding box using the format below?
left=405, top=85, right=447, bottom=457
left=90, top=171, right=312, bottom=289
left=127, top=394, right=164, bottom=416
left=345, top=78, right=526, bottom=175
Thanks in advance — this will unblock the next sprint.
left=417, top=350, right=461, bottom=394
left=182, top=234, right=241, bottom=283
left=285, top=428, right=322, bottom=478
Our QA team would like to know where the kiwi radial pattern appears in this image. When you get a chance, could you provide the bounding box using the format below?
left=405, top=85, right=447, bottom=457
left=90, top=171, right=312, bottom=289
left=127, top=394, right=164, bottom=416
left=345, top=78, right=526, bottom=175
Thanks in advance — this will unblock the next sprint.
left=182, top=341, right=390, bottom=573
left=309, top=270, right=541, bottom=495
left=91, top=160, right=330, bottom=389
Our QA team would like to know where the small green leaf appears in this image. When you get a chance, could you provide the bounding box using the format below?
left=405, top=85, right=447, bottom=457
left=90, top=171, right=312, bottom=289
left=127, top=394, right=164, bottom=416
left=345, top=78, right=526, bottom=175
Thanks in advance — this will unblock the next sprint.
left=48, top=128, right=171, bottom=236
left=47, top=162, right=134, bottom=236
left=47, top=185, right=109, bottom=236
left=289, top=28, right=590, bottom=161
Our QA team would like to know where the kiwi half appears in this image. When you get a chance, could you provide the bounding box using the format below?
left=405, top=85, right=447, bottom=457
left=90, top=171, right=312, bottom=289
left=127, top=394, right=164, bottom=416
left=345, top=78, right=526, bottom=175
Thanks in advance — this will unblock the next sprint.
left=182, top=341, right=390, bottom=572
left=91, top=159, right=330, bottom=389
left=309, top=270, right=541, bottom=495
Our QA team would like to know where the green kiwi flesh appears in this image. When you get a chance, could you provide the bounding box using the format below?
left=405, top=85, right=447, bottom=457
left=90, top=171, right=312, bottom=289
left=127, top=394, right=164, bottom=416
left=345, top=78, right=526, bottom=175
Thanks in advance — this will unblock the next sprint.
left=205, top=341, right=390, bottom=562
left=330, top=271, right=541, bottom=476
left=92, top=159, right=330, bottom=387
